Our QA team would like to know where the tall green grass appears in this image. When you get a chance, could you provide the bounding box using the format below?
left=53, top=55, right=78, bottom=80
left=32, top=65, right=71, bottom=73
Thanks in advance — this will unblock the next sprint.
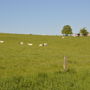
left=0, top=33, right=90, bottom=90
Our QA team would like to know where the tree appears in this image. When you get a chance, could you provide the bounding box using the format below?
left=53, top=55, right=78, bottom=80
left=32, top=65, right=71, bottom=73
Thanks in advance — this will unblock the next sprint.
left=80, top=28, right=88, bottom=36
left=61, top=25, right=73, bottom=36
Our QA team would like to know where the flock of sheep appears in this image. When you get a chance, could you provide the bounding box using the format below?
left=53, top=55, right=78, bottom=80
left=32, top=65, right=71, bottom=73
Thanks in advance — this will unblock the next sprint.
left=20, top=42, right=48, bottom=47
left=0, top=36, right=77, bottom=47
left=0, top=35, right=78, bottom=45
left=0, top=40, right=48, bottom=47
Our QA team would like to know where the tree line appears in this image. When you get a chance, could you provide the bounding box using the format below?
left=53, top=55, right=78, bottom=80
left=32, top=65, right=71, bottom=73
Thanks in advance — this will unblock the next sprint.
left=61, top=25, right=89, bottom=36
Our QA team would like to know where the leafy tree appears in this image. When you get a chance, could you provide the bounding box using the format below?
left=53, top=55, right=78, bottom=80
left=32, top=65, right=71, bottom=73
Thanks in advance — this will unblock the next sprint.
left=80, top=28, right=88, bottom=36
left=61, top=25, right=73, bottom=36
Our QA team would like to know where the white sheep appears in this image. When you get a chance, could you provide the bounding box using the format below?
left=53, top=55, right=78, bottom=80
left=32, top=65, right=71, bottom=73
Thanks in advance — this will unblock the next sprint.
left=20, top=42, right=24, bottom=45
left=39, top=43, right=48, bottom=47
left=39, top=44, right=43, bottom=47
left=27, top=43, right=33, bottom=46
left=0, top=40, right=4, bottom=43
left=62, top=37, right=65, bottom=39
left=43, top=43, right=48, bottom=46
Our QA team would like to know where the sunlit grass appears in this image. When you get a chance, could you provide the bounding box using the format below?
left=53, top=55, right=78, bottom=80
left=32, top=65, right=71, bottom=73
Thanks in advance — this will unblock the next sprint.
left=0, top=33, right=90, bottom=89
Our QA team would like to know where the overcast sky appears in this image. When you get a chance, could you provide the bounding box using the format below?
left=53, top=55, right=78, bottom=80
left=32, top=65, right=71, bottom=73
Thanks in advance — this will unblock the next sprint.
left=0, top=0, right=90, bottom=35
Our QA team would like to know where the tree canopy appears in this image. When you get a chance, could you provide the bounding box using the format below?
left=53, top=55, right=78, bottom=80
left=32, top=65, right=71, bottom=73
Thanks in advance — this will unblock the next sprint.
left=61, top=25, right=73, bottom=36
left=80, top=28, right=88, bottom=36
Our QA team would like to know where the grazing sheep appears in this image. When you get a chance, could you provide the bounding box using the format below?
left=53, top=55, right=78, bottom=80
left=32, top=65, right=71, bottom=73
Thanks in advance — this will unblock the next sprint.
left=62, top=37, right=65, bottom=39
left=20, top=42, right=24, bottom=45
left=39, top=44, right=43, bottom=47
left=43, top=43, right=48, bottom=46
left=39, top=43, right=48, bottom=47
left=27, top=43, right=33, bottom=46
left=0, top=40, right=4, bottom=43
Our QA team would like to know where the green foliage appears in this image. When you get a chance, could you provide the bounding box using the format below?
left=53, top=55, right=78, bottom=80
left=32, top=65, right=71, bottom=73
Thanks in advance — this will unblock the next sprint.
left=0, top=71, right=90, bottom=90
left=0, top=33, right=90, bottom=90
left=61, top=25, right=73, bottom=35
left=80, top=28, right=88, bottom=36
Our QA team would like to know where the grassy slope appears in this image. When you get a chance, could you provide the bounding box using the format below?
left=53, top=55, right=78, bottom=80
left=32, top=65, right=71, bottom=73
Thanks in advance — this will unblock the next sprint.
left=0, top=33, right=90, bottom=90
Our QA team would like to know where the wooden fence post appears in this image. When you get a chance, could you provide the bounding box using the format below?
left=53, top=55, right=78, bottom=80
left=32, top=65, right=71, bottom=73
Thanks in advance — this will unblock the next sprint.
left=63, top=56, right=68, bottom=71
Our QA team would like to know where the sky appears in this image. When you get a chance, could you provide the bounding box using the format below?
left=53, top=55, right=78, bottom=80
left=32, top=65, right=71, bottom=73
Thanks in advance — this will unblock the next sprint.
left=0, top=0, right=90, bottom=35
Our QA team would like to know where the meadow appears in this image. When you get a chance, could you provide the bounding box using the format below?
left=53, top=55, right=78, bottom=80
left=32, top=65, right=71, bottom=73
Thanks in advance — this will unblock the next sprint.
left=0, top=33, right=90, bottom=90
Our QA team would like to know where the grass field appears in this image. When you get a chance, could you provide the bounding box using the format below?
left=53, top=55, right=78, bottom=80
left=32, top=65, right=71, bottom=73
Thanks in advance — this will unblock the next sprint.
left=0, top=33, right=90, bottom=90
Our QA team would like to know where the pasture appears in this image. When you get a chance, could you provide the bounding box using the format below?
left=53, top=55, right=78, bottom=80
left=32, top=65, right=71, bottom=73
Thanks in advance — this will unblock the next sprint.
left=0, top=33, right=90, bottom=90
